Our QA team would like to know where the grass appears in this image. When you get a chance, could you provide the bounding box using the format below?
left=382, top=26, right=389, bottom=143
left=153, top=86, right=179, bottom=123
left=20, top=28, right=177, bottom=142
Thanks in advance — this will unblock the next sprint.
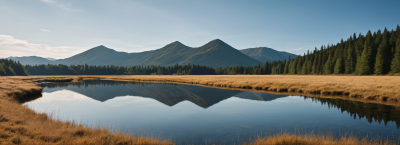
left=244, top=131, right=398, bottom=145
left=1, top=75, right=400, bottom=144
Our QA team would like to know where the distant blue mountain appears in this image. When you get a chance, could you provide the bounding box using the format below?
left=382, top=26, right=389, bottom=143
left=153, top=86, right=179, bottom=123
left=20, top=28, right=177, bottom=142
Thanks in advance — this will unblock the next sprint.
left=9, top=39, right=296, bottom=67
left=240, top=47, right=297, bottom=63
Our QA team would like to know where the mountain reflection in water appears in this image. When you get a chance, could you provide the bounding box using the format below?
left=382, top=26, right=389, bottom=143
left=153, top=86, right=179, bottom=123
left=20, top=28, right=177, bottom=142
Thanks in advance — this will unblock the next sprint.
left=40, top=80, right=286, bottom=108
left=39, top=80, right=400, bottom=128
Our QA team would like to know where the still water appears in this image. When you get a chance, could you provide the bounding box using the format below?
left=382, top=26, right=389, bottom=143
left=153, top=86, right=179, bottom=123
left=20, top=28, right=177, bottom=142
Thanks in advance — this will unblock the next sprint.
left=24, top=80, right=400, bottom=144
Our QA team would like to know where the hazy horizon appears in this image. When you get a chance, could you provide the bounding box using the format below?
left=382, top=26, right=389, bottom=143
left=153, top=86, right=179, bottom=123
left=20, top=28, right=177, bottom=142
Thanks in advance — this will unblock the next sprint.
left=1, top=0, right=400, bottom=59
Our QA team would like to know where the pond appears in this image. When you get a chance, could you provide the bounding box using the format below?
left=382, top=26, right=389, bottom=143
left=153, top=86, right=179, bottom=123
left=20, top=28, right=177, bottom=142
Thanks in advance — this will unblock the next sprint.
left=24, top=80, right=400, bottom=144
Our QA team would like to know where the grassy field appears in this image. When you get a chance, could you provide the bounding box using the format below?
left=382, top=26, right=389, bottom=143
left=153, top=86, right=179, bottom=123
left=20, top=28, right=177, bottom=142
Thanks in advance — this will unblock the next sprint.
left=1, top=75, right=400, bottom=144
left=245, top=132, right=397, bottom=145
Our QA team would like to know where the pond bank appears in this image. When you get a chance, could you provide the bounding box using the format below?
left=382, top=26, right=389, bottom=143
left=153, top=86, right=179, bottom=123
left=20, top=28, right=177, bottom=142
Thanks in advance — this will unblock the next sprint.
left=1, top=75, right=400, bottom=144
left=10, top=75, right=400, bottom=103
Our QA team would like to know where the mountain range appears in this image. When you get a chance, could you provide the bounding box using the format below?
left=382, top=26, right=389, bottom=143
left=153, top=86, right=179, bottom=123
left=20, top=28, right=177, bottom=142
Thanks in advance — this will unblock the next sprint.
left=8, top=39, right=296, bottom=67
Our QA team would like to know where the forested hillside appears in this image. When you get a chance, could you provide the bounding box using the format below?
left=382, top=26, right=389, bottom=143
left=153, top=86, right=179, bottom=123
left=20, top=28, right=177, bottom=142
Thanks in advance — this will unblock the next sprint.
left=0, top=59, right=29, bottom=76
left=268, top=25, right=400, bottom=75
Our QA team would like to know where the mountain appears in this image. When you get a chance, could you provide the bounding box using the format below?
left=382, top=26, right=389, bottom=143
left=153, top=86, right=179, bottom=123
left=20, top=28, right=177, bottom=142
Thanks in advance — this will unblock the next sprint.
left=9, top=39, right=299, bottom=67
left=56, top=45, right=129, bottom=65
left=7, top=56, right=53, bottom=65
left=240, top=47, right=297, bottom=63
left=44, top=57, right=57, bottom=61
left=116, top=39, right=262, bottom=67
left=51, top=39, right=263, bottom=67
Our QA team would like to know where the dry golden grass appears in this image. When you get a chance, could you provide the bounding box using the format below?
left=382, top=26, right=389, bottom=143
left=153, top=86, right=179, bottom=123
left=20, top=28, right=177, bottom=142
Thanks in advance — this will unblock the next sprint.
left=0, top=77, right=174, bottom=145
left=244, top=132, right=398, bottom=145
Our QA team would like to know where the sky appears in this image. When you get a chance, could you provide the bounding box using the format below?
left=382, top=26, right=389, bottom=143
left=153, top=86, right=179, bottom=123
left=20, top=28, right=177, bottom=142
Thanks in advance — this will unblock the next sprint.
left=1, top=0, right=400, bottom=59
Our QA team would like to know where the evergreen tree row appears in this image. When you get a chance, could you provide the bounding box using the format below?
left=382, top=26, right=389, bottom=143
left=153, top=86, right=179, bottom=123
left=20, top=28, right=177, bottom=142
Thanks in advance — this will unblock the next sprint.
left=269, top=25, right=400, bottom=75
left=0, top=59, right=29, bottom=76
left=22, top=63, right=268, bottom=75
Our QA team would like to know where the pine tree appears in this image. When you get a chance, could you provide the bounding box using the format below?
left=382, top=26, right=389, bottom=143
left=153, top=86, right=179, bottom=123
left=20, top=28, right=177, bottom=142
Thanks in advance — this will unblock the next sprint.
left=334, top=58, right=342, bottom=74
left=306, top=61, right=312, bottom=74
left=374, top=28, right=391, bottom=75
left=319, top=47, right=325, bottom=74
left=397, top=24, right=400, bottom=37
left=0, top=63, right=6, bottom=76
left=296, top=57, right=303, bottom=74
left=157, top=67, right=163, bottom=75
left=324, top=54, right=333, bottom=74
left=301, top=61, right=307, bottom=75
left=390, top=39, right=400, bottom=74
left=345, top=41, right=356, bottom=74
left=264, top=61, right=269, bottom=74
left=357, top=31, right=373, bottom=75
left=311, top=48, right=318, bottom=74
left=283, top=61, right=289, bottom=74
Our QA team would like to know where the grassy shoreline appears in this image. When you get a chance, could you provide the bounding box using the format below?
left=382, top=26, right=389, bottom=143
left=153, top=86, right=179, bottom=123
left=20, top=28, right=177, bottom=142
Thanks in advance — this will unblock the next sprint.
left=9, top=75, right=400, bottom=103
left=1, top=75, right=400, bottom=144
left=0, top=77, right=174, bottom=144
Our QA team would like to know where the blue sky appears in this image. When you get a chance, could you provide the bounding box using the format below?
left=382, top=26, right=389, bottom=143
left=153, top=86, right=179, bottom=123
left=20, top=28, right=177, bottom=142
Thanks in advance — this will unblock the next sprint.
left=1, top=0, right=399, bottom=59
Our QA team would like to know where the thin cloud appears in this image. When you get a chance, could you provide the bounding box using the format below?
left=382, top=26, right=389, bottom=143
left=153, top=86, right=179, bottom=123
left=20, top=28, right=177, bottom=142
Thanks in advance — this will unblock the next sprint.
left=93, top=39, right=160, bottom=53
left=0, top=35, right=86, bottom=59
left=292, top=47, right=303, bottom=51
left=41, top=0, right=55, bottom=3
left=40, top=29, right=50, bottom=32
left=40, top=0, right=84, bottom=12
left=101, top=39, right=143, bottom=48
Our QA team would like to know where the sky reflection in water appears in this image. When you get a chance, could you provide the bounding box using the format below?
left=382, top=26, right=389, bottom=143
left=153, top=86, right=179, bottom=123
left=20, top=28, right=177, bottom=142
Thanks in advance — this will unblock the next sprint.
left=24, top=80, right=400, bottom=144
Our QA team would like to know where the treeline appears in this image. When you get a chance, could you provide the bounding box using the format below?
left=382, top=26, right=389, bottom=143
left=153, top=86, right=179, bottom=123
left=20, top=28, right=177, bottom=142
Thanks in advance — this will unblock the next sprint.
left=0, top=59, right=28, bottom=76
left=23, top=63, right=268, bottom=75
left=268, top=25, right=400, bottom=75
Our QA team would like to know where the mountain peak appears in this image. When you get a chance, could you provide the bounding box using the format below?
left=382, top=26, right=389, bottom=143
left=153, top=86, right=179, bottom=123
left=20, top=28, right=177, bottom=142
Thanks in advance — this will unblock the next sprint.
left=172, top=41, right=182, bottom=44
left=158, top=41, right=191, bottom=52
left=207, top=39, right=229, bottom=45
left=94, top=45, right=108, bottom=49
left=201, top=39, right=233, bottom=50
left=210, top=39, right=224, bottom=43
left=168, top=41, right=189, bottom=47
left=89, top=45, right=115, bottom=52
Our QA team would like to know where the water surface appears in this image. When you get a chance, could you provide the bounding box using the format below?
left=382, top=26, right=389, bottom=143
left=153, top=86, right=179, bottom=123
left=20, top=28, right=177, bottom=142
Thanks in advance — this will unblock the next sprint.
left=24, top=80, right=400, bottom=144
